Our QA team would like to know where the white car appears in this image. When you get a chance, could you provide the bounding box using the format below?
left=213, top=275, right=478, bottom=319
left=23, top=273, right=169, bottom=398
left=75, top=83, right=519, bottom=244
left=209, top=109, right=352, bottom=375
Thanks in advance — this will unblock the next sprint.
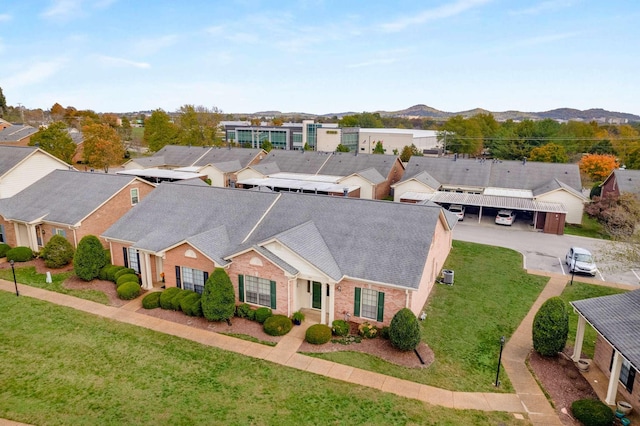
left=566, top=247, right=598, bottom=276
left=495, top=210, right=515, bottom=226
left=449, top=204, right=465, bottom=221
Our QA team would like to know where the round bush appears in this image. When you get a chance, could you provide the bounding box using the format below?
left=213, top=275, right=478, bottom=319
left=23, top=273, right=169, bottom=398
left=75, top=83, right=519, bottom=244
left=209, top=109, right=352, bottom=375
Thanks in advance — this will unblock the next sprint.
left=263, top=315, right=293, bottom=336
left=236, top=303, right=252, bottom=318
left=571, top=399, right=614, bottom=426
left=247, top=308, right=256, bottom=321
left=114, top=268, right=137, bottom=280
left=6, top=246, right=34, bottom=262
left=142, top=292, right=161, bottom=309
left=105, top=265, right=124, bottom=282
left=159, top=287, right=182, bottom=310
left=389, top=308, right=421, bottom=351
left=116, top=273, right=139, bottom=288
left=181, top=293, right=203, bottom=317
left=117, top=281, right=141, bottom=300
left=73, top=235, right=107, bottom=281
left=255, top=307, right=273, bottom=324
left=98, top=265, right=112, bottom=281
left=179, top=291, right=199, bottom=316
left=332, top=320, right=349, bottom=337
left=305, top=324, right=332, bottom=344
left=533, top=297, right=569, bottom=356
left=0, top=243, right=11, bottom=258
left=170, top=290, right=191, bottom=311
left=40, top=235, right=74, bottom=268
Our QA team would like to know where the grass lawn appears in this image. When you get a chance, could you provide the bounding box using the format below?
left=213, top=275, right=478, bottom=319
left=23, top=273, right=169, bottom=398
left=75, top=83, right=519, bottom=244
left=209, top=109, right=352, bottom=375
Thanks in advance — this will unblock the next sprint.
left=306, top=241, right=548, bottom=393
left=0, top=266, right=109, bottom=305
left=558, top=281, right=628, bottom=358
left=564, top=214, right=609, bottom=240
left=0, top=292, right=529, bottom=426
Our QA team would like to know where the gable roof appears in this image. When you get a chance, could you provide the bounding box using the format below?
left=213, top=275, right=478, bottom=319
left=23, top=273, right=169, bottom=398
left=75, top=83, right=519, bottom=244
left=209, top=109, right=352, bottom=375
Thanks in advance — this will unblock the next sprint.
left=149, top=145, right=213, bottom=167
left=0, top=170, right=147, bottom=224
left=0, top=146, right=40, bottom=177
left=0, top=125, right=38, bottom=143
left=571, top=290, right=640, bottom=371
left=340, top=167, right=386, bottom=185
left=608, top=169, right=640, bottom=196
left=532, top=178, right=587, bottom=199
left=192, top=147, right=265, bottom=169
left=138, top=145, right=265, bottom=170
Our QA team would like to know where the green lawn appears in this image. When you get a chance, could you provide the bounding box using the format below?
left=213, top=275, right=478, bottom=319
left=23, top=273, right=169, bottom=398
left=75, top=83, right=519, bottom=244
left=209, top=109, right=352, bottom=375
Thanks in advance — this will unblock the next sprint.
left=559, top=282, right=628, bottom=358
left=564, top=213, right=609, bottom=239
left=0, top=292, right=529, bottom=426
left=0, top=266, right=109, bottom=305
left=306, top=241, right=548, bottom=392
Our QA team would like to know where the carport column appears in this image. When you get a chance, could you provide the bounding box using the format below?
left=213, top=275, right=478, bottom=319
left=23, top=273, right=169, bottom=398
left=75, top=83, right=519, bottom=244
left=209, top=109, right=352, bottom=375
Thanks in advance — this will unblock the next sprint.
left=606, top=350, right=623, bottom=405
left=140, top=252, right=153, bottom=290
left=571, top=315, right=586, bottom=362
left=328, top=283, right=336, bottom=324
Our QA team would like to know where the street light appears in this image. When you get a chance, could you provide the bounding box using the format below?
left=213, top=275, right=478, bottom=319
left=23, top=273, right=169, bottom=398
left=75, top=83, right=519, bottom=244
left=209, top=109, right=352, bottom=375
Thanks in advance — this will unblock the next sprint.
left=9, top=259, right=19, bottom=296
left=495, top=335, right=505, bottom=387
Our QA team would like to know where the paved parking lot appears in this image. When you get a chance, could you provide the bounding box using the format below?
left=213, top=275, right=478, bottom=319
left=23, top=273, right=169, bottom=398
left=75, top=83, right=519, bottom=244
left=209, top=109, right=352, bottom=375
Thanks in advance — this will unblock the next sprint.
left=452, top=217, right=640, bottom=287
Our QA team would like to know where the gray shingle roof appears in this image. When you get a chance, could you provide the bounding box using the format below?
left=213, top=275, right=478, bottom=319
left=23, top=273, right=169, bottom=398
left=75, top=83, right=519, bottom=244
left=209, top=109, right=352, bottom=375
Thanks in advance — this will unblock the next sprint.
left=131, top=156, right=167, bottom=168
left=612, top=169, right=640, bottom=196
left=207, top=160, right=242, bottom=173
left=250, top=162, right=281, bottom=175
left=407, top=170, right=441, bottom=190
left=0, top=169, right=141, bottom=224
left=532, top=178, right=586, bottom=199
left=571, top=289, right=640, bottom=370
left=262, top=151, right=331, bottom=174
left=0, top=125, right=38, bottom=143
left=343, top=167, right=386, bottom=185
left=150, top=145, right=213, bottom=167
left=0, top=146, right=38, bottom=177
left=252, top=245, right=299, bottom=275
left=193, top=147, right=265, bottom=169
left=403, top=157, right=491, bottom=187
left=186, top=226, right=231, bottom=266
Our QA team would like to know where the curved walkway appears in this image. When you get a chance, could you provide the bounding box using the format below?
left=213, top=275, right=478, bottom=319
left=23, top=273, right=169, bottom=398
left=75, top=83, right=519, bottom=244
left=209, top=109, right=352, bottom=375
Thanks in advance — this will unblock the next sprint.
left=1, top=274, right=634, bottom=425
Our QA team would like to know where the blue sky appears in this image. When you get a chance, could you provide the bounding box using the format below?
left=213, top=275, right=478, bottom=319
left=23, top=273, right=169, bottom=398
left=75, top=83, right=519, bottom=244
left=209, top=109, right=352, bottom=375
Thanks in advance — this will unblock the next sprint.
left=1, top=0, right=638, bottom=115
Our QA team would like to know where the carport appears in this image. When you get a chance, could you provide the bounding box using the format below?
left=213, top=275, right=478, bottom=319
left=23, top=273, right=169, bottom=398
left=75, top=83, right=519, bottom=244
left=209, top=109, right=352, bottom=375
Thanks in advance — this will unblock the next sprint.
left=413, top=192, right=567, bottom=235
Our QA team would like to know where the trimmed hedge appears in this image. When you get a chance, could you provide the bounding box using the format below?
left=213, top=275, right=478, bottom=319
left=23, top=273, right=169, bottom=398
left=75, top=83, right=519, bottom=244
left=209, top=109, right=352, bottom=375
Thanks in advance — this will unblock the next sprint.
left=181, top=292, right=202, bottom=317
left=389, top=308, right=421, bottom=351
left=6, top=246, right=34, bottom=262
left=332, top=320, right=349, bottom=337
left=263, top=315, right=293, bottom=336
left=170, top=290, right=191, bottom=311
left=305, top=324, right=332, bottom=345
left=40, top=235, right=74, bottom=268
left=571, top=399, right=614, bottom=426
left=142, top=292, right=161, bottom=309
left=255, top=307, right=273, bottom=324
left=0, top=243, right=11, bottom=258
left=236, top=303, right=252, bottom=319
left=117, top=281, right=141, bottom=300
left=105, top=265, right=124, bottom=282
left=533, top=296, right=569, bottom=357
left=159, top=287, right=182, bottom=310
left=98, top=265, right=111, bottom=281
left=114, top=268, right=137, bottom=280
left=116, top=274, right=139, bottom=288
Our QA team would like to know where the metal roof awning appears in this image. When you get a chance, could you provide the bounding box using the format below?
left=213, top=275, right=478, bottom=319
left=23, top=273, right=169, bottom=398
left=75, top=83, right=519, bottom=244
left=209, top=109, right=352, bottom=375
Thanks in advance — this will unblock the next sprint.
left=237, top=177, right=359, bottom=193
left=399, top=191, right=567, bottom=213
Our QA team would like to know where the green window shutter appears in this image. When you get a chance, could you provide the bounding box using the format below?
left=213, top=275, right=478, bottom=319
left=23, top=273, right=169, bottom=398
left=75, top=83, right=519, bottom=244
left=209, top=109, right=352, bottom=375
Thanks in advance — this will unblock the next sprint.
left=270, top=280, right=277, bottom=309
left=376, top=292, right=385, bottom=322
left=123, top=247, right=129, bottom=268
left=175, top=266, right=181, bottom=289
left=354, top=287, right=361, bottom=317
left=238, top=275, right=244, bottom=302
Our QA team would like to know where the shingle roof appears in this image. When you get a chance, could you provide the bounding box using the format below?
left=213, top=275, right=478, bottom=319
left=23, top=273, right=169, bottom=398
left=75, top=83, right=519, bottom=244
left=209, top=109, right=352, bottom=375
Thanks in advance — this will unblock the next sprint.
left=250, top=162, right=281, bottom=175
left=0, top=146, right=38, bottom=177
left=342, top=167, right=386, bottom=185
left=403, top=156, right=492, bottom=187
left=571, top=290, right=640, bottom=371
left=532, top=178, right=586, bottom=199
left=0, top=125, right=38, bottom=143
left=151, top=145, right=212, bottom=167
left=193, top=147, right=264, bottom=169
left=262, top=151, right=331, bottom=174
left=0, top=169, right=141, bottom=224
left=186, top=226, right=231, bottom=266
left=612, top=169, right=640, bottom=196
left=207, top=160, right=242, bottom=173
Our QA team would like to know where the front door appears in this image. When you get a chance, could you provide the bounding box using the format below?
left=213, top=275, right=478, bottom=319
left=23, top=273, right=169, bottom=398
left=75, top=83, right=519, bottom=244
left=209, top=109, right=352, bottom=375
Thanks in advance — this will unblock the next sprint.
left=312, top=281, right=322, bottom=309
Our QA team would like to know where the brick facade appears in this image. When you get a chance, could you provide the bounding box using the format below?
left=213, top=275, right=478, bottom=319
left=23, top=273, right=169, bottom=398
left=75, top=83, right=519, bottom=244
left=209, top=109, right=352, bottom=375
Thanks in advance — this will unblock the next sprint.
left=593, top=334, right=640, bottom=412
left=164, top=243, right=216, bottom=289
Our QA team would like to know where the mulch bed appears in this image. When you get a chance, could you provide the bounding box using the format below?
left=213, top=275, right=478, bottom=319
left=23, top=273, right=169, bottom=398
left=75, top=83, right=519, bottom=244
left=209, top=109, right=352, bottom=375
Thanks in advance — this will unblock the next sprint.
left=528, top=348, right=599, bottom=426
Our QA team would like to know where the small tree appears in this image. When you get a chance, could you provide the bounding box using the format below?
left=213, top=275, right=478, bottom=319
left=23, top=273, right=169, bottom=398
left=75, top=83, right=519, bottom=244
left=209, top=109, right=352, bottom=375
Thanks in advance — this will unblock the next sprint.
left=201, top=268, right=236, bottom=324
left=389, top=308, right=421, bottom=351
left=73, top=235, right=107, bottom=281
left=40, top=234, right=74, bottom=268
left=532, top=297, right=568, bottom=357
left=372, top=141, right=385, bottom=154
left=261, top=139, right=273, bottom=152
left=335, top=144, right=350, bottom=152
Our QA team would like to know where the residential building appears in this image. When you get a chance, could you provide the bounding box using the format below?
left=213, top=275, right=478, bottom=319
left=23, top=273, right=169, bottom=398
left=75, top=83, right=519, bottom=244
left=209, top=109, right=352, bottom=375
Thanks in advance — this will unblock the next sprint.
left=600, top=168, right=640, bottom=199
left=0, top=124, right=38, bottom=147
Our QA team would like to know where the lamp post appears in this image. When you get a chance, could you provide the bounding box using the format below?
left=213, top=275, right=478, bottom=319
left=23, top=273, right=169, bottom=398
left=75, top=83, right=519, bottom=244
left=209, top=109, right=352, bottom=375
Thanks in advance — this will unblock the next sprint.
left=9, top=259, right=19, bottom=296
left=495, top=336, right=505, bottom=387
left=570, top=266, right=575, bottom=286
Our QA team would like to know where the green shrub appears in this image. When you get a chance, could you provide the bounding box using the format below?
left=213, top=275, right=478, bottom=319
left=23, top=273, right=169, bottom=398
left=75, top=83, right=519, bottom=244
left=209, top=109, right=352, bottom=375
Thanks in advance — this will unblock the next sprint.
left=105, top=265, right=124, bottom=282
left=255, top=307, right=273, bottom=324
left=98, top=265, right=112, bottom=281
left=201, top=268, right=235, bottom=322
left=533, top=297, right=569, bottom=357
left=358, top=322, right=378, bottom=339
left=117, top=281, right=141, bottom=300
left=142, top=292, right=161, bottom=309
left=114, top=268, right=137, bottom=280
left=179, top=291, right=199, bottom=315
left=40, top=235, right=74, bottom=268
left=159, top=287, right=182, bottom=310
left=305, top=324, right=332, bottom=344
left=263, top=315, right=293, bottom=336
left=332, top=320, right=350, bottom=337
left=73, top=235, right=107, bottom=281
left=389, top=308, right=421, bottom=351
left=0, top=243, right=11, bottom=258
left=6, top=246, right=34, bottom=262
left=236, top=303, right=252, bottom=318
left=170, top=290, right=191, bottom=311
left=116, top=274, right=139, bottom=288
left=181, top=293, right=203, bottom=317
left=571, top=399, right=614, bottom=426
left=247, top=308, right=256, bottom=321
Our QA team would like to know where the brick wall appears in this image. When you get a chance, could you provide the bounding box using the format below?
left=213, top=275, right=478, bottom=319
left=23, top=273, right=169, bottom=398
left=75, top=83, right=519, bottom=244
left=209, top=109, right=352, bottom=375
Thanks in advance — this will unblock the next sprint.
left=593, top=334, right=640, bottom=412
left=0, top=217, right=16, bottom=247
left=164, top=243, right=216, bottom=288
left=600, top=174, right=619, bottom=198
left=334, top=278, right=407, bottom=326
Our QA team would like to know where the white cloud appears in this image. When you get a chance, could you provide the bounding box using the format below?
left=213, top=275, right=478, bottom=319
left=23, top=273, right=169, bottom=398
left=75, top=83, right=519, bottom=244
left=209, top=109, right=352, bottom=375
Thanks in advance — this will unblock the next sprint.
left=380, top=0, right=493, bottom=32
left=40, top=0, right=84, bottom=21
left=0, top=13, right=12, bottom=22
left=509, top=1, right=576, bottom=16
left=1, top=59, right=68, bottom=88
left=95, top=55, right=150, bottom=69
left=347, top=58, right=397, bottom=69
left=132, top=35, right=180, bottom=56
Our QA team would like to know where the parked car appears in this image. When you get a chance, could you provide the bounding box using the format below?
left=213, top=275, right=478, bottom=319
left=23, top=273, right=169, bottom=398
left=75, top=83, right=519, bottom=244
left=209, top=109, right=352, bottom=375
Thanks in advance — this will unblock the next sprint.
left=449, top=204, right=465, bottom=221
left=495, top=210, right=515, bottom=226
left=565, top=247, right=598, bottom=276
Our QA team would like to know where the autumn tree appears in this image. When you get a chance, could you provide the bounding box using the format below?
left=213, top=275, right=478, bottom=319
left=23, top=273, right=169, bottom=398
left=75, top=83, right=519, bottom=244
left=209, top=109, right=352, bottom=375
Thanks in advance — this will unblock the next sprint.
left=82, top=122, right=125, bottom=172
left=29, top=121, right=76, bottom=163
left=271, top=117, right=284, bottom=126
left=400, top=144, right=422, bottom=162
left=529, top=143, right=568, bottom=163
left=50, top=103, right=65, bottom=121
left=176, top=104, right=222, bottom=147
left=585, top=192, right=640, bottom=238
left=143, top=109, right=178, bottom=152
left=578, top=153, right=619, bottom=183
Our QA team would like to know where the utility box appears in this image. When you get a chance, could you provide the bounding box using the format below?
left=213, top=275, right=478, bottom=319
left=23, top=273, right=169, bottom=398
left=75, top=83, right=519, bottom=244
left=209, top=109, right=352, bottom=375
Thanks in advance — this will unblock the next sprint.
left=442, top=269, right=454, bottom=285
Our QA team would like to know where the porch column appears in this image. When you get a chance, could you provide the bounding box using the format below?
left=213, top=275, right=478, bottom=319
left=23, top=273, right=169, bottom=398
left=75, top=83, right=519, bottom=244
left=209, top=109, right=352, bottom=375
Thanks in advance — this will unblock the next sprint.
left=27, top=225, right=38, bottom=251
left=328, top=283, right=335, bottom=325
left=571, top=316, right=586, bottom=362
left=606, top=350, right=623, bottom=405
left=320, top=283, right=327, bottom=325
left=140, top=252, right=153, bottom=290
left=478, top=206, right=483, bottom=223
left=154, top=256, right=163, bottom=282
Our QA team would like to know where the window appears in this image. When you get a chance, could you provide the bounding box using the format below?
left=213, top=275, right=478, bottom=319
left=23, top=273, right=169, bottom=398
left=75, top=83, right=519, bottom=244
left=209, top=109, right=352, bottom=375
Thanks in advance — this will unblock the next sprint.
left=0, top=224, right=4, bottom=243
left=128, top=248, right=140, bottom=273
left=130, top=188, right=139, bottom=205
left=354, top=287, right=385, bottom=321
left=181, top=267, right=206, bottom=294
left=610, top=352, right=636, bottom=393
left=55, top=228, right=66, bottom=238
left=239, top=275, right=275, bottom=308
